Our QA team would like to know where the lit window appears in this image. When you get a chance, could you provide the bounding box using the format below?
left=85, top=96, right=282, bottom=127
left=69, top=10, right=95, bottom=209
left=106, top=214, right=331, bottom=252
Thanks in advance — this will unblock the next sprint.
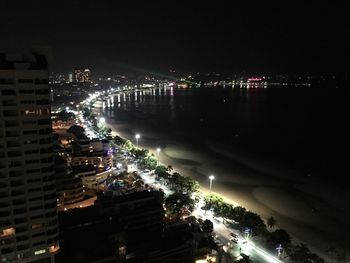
left=34, top=249, right=46, bottom=255
left=31, top=224, right=43, bottom=229
left=0, top=227, right=15, bottom=237
left=48, top=244, right=60, bottom=254
left=24, top=110, right=36, bottom=115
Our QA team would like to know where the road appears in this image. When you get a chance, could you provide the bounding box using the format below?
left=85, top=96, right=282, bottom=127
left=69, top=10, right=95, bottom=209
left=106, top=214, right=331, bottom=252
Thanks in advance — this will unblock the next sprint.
left=138, top=169, right=285, bottom=263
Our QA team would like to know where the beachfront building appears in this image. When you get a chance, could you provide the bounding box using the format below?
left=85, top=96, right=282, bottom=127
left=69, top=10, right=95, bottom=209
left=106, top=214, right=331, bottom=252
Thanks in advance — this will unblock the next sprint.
left=73, top=138, right=110, bottom=153
left=54, top=157, right=84, bottom=206
left=72, top=164, right=110, bottom=190
left=70, top=152, right=112, bottom=173
left=73, top=69, right=91, bottom=83
left=52, top=118, right=75, bottom=130
left=69, top=138, right=112, bottom=173
left=0, top=52, right=59, bottom=262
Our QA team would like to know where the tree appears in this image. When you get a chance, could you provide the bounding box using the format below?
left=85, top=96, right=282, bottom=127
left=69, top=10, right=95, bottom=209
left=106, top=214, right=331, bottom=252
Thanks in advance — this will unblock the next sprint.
left=169, top=173, right=200, bottom=194
left=154, top=165, right=169, bottom=180
left=229, top=206, right=246, bottom=223
left=204, top=193, right=224, bottom=212
left=67, top=125, right=87, bottom=139
left=130, top=148, right=148, bottom=160
left=167, top=165, right=173, bottom=173
left=114, top=136, right=126, bottom=146
left=142, top=156, right=157, bottom=170
left=267, top=216, right=277, bottom=229
left=57, top=110, right=75, bottom=121
left=241, top=211, right=267, bottom=236
left=268, top=229, right=291, bottom=247
left=286, top=243, right=312, bottom=262
left=217, top=203, right=234, bottom=224
left=202, top=219, right=214, bottom=235
left=335, top=251, right=347, bottom=263
left=165, top=193, right=196, bottom=217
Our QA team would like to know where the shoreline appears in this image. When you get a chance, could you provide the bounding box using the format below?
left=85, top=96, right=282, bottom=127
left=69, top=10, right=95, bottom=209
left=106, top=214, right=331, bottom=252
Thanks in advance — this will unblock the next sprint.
left=90, top=90, right=350, bottom=262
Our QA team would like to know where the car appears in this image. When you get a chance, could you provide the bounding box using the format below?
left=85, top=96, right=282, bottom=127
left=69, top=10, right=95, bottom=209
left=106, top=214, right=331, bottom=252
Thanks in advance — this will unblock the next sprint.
left=230, top=232, right=238, bottom=238
left=214, top=239, right=224, bottom=247
left=230, top=238, right=238, bottom=243
left=240, top=253, right=249, bottom=259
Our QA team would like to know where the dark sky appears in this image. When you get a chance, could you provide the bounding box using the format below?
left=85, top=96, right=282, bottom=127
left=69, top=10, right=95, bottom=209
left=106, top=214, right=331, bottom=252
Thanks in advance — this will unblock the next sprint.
left=0, top=0, right=348, bottom=75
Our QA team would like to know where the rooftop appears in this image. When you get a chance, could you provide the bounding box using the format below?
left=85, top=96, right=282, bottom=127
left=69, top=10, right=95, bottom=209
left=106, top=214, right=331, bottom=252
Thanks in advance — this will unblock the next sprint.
left=0, top=52, right=48, bottom=70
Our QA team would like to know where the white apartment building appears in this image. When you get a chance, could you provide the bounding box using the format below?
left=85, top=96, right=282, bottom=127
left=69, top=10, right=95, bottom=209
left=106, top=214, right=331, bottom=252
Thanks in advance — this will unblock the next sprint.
left=0, top=52, right=59, bottom=262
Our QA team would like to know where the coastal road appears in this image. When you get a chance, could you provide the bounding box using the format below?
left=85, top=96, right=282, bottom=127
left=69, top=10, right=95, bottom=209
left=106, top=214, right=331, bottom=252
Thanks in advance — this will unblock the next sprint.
left=192, top=200, right=284, bottom=263
left=138, top=168, right=284, bottom=263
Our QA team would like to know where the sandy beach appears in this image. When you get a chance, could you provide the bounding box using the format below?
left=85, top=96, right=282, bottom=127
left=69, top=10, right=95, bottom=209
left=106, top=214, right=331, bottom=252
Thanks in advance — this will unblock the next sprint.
left=103, top=116, right=350, bottom=263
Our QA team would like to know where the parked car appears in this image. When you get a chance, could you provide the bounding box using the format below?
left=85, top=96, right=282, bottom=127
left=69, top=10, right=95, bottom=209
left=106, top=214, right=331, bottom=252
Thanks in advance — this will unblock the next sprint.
left=214, top=239, right=224, bottom=247
left=230, top=239, right=238, bottom=244
left=240, top=253, right=250, bottom=260
left=230, top=232, right=238, bottom=238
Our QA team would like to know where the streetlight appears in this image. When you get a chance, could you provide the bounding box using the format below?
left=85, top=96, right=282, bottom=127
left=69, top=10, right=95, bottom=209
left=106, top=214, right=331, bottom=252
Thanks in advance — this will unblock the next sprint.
left=99, top=117, right=106, bottom=124
left=209, top=175, right=215, bottom=192
left=276, top=244, right=283, bottom=257
left=156, top=148, right=161, bottom=165
left=135, top=134, right=140, bottom=147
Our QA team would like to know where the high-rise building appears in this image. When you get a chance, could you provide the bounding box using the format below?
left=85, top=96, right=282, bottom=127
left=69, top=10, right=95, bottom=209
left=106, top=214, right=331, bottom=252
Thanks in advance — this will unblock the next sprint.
left=0, top=52, right=59, bottom=262
left=73, top=69, right=91, bottom=83
left=67, top=73, right=73, bottom=83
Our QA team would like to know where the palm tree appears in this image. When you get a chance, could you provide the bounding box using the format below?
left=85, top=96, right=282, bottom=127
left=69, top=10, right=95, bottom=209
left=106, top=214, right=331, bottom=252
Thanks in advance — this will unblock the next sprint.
left=167, top=165, right=173, bottom=173
left=267, top=216, right=277, bottom=229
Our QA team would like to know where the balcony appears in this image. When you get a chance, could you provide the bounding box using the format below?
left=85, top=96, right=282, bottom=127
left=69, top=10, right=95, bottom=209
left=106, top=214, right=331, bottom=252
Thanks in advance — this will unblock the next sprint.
left=12, top=199, right=26, bottom=206
left=9, top=171, right=23, bottom=178
left=9, top=161, right=22, bottom=167
left=14, top=218, right=28, bottom=224
left=7, top=151, right=22, bottom=158
left=0, top=201, right=9, bottom=209
left=0, top=78, right=15, bottom=85
left=1, top=89, right=15, bottom=95
left=4, top=120, right=19, bottom=127
left=3, top=110, right=18, bottom=118
left=2, top=100, right=17, bottom=106
left=0, top=192, right=9, bottom=198
left=11, top=190, right=25, bottom=197
left=5, top=131, right=20, bottom=138
left=10, top=180, right=24, bottom=187
left=6, top=141, right=21, bottom=148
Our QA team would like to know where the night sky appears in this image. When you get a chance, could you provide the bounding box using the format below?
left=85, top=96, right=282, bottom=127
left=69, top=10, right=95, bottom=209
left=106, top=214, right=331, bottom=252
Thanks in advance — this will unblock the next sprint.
left=0, top=0, right=348, bottom=75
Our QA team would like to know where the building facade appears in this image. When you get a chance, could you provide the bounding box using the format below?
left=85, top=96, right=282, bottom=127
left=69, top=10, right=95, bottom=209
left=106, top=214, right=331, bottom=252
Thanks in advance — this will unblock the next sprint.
left=73, top=69, right=91, bottom=83
left=0, top=52, right=59, bottom=262
left=54, top=157, right=84, bottom=207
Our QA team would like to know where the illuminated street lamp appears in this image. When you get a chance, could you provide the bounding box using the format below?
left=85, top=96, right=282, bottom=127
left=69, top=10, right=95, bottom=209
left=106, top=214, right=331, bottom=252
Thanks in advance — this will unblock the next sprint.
left=156, top=148, right=161, bottom=165
left=99, top=117, right=106, bottom=124
left=135, top=134, right=140, bottom=147
left=276, top=244, right=283, bottom=257
left=209, top=175, right=215, bottom=191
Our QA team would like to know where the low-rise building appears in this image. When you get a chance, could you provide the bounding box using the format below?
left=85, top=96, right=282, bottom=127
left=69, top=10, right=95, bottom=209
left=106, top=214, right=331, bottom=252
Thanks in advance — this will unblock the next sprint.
left=54, top=157, right=84, bottom=206
left=72, top=164, right=111, bottom=190
left=70, top=151, right=112, bottom=173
